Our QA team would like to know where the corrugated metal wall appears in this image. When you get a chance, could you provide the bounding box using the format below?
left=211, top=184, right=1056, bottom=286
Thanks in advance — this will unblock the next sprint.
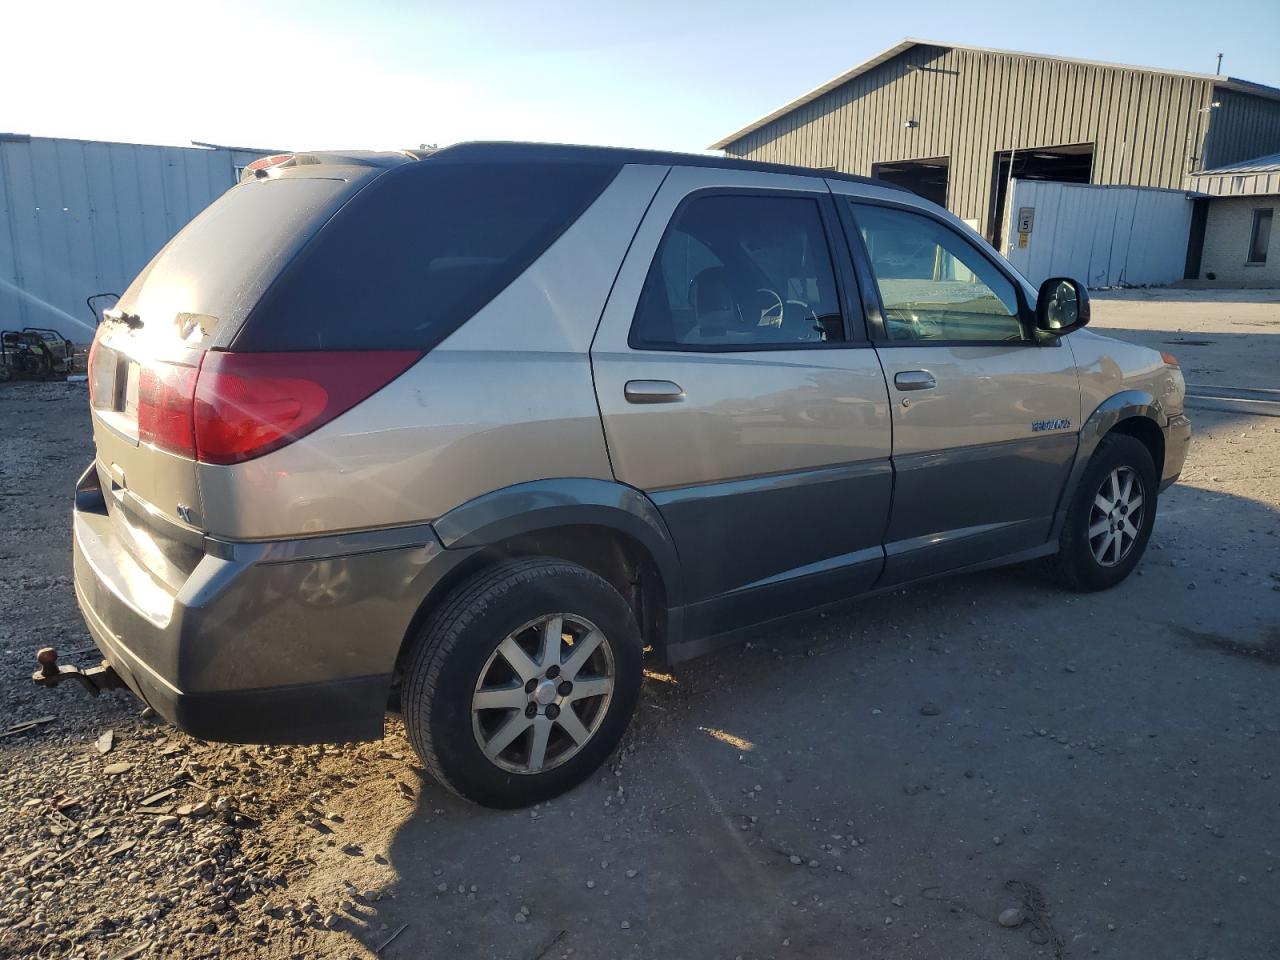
left=1002, top=180, right=1193, bottom=287
left=723, top=46, right=1223, bottom=236
left=1190, top=168, right=1280, bottom=197
left=0, top=136, right=245, bottom=341
left=1201, top=87, right=1280, bottom=170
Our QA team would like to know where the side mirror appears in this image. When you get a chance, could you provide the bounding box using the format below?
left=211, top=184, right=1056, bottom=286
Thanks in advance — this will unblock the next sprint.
left=1035, top=277, right=1090, bottom=335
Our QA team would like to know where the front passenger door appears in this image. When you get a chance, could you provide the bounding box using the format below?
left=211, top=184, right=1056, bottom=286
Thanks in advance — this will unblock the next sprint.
left=841, top=198, right=1081, bottom=585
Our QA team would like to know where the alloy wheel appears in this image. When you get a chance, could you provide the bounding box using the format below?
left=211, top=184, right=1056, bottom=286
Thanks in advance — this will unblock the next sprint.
left=1088, top=466, right=1145, bottom=567
left=471, top=614, right=615, bottom=775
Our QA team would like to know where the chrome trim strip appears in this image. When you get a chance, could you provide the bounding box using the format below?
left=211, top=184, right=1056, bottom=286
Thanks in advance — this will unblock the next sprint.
left=728, top=545, right=884, bottom=593
left=205, top=522, right=439, bottom=564
left=648, top=457, right=891, bottom=501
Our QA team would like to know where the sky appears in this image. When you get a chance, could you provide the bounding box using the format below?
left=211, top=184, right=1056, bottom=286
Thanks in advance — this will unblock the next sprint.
left=4, top=0, right=1279, bottom=155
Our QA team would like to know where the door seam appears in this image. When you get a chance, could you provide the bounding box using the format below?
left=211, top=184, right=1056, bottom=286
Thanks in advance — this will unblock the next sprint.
left=587, top=165, right=672, bottom=482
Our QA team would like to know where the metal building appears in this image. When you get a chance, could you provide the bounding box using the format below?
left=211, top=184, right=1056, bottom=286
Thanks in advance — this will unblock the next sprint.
left=0, top=135, right=278, bottom=341
left=711, top=40, right=1280, bottom=246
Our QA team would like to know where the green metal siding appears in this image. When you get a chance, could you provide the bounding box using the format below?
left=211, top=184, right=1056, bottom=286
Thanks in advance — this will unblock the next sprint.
left=723, top=46, right=1219, bottom=235
left=1202, top=88, right=1280, bottom=170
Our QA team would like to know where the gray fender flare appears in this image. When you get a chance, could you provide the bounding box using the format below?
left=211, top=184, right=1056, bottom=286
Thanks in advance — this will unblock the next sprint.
left=1049, top=390, right=1165, bottom=539
left=432, top=478, right=685, bottom=608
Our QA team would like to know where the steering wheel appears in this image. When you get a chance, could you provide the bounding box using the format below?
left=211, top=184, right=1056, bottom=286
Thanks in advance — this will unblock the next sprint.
left=785, top=300, right=828, bottom=340
left=755, top=288, right=784, bottom=329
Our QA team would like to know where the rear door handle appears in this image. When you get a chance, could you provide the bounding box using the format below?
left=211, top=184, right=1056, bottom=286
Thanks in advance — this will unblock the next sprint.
left=894, top=370, right=936, bottom=391
left=624, top=380, right=685, bottom=404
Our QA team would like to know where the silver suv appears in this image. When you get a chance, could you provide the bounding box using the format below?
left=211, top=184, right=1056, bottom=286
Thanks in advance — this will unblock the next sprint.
left=56, top=143, right=1190, bottom=807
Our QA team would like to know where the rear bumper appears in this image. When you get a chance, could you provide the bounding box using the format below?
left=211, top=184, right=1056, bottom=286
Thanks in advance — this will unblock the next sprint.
left=72, top=477, right=472, bottom=744
left=1160, top=412, right=1192, bottom=491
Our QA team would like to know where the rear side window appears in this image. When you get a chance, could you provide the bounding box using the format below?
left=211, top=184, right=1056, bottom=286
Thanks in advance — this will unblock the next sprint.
left=237, top=161, right=620, bottom=351
left=630, top=193, right=846, bottom=350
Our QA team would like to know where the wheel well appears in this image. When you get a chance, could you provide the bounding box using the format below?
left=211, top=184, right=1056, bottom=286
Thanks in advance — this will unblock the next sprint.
left=1108, top=416, right=1165, bottom=477
left=390, top=525, right=670, bottom=706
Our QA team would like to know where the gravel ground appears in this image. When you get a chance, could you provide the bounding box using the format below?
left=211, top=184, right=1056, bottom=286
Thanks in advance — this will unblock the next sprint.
left=1, top=292, right=1278, bottom=960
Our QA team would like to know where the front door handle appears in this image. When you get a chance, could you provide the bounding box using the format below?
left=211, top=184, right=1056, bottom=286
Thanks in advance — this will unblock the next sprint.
left=624, top=380, right=685, bottom=404
left=894, top=370, right=936, bottom=391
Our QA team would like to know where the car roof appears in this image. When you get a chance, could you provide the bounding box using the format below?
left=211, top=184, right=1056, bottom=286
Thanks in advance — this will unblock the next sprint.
left=416, top=141, right=908, bottom=192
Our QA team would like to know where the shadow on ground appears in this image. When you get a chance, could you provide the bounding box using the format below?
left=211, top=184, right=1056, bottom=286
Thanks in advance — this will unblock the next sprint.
left=336, top=469, right=1279, bottom=960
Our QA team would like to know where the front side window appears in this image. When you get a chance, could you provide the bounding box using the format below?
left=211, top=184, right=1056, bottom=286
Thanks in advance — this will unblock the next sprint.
left=852, top=203, right=1025, bottom=343
left=1248, top=208, right=1273, bottom=264
left=631, top=194, right=846, bottom=350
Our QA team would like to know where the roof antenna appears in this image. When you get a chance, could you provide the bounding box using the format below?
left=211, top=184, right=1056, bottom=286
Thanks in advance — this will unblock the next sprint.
left=1215, top=52, right=1223, bottom=75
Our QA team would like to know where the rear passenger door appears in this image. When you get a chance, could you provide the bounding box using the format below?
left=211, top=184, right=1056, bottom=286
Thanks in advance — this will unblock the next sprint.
left=591, top=167, right=892, bottom=640
left=834, top=191, right=1081, bottom=584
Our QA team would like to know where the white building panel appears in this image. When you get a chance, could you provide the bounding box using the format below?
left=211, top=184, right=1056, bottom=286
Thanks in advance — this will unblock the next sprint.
left=1002, top=179, right=1194, bottom=288
left=0, top=136, right=270, bottom=341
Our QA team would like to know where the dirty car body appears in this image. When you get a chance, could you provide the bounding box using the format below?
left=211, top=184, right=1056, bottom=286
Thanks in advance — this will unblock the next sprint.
left=56, top=142, right=1190, bottom=806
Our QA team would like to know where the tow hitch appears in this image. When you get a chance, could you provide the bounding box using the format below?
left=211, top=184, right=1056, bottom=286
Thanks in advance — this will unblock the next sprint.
left=32, top=647, right=127, bottom=697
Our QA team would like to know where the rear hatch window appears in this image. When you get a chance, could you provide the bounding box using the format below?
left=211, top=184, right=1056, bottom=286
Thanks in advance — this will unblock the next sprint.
left=234, top=160, right=620, bottom=351
left=114, top=176, right=359, bottom=351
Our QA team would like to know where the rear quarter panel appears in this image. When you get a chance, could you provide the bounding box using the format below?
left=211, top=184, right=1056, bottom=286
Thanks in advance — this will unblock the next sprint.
left=196, top=164, right=669, bottom=539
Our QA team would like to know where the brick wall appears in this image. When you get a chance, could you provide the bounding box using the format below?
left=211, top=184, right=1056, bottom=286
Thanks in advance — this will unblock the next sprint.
left=1200, top=196, right=1280, bottom=285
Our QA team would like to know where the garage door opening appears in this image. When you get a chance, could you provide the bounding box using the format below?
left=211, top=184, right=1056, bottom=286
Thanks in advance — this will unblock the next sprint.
left=990, top=143, right=1094, bottom=248
left=872, top=156, right=950, bottom=207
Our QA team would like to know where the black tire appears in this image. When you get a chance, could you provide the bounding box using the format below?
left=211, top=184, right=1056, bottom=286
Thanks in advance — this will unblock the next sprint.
left=402, top=557, right=642, bottom=808
left=1050, top=433, right=1158, bottom=592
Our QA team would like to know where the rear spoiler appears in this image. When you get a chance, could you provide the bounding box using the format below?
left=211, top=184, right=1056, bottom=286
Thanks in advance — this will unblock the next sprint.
left=239, top=150, right=419, bottom=183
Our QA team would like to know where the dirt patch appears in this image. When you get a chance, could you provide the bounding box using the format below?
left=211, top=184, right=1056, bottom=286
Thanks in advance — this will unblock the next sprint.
left=1176, top=624, right=1280, bottom=666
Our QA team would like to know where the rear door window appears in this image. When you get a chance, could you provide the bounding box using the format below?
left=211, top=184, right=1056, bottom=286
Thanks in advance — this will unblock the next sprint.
left=236, top=161, right=620, bottom=351
left=630, top=193, right=847, bottom=350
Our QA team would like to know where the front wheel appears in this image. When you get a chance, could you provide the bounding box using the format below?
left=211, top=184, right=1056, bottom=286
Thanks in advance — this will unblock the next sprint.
left=1049, top=433, right=1158, bottom=592
left=402, top=558, right=642, bottom=808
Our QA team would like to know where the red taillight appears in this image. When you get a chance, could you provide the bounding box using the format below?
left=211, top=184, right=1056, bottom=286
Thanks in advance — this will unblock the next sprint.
left=1160, top=350, right=1180, bottom=368
left=133, top=350, right=417, bottom=463
left=193, top=351, right=419, bottom=465
left=241, top=154, right=295, bottom=182
left=138, top=361, right=199, bottom=458
left=245, top=153, right=293, bottom=172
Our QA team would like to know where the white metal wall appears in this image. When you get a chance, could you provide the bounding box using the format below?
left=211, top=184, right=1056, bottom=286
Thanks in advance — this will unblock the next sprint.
left=0, top=136, right=255, bottom=342
left=1001, top=180, right=1193, bottom=288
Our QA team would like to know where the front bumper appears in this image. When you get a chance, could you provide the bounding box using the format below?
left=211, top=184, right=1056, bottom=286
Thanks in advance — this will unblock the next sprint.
left=71, top=471, right=471, bottom=744
left=1160, top=412, right=1192, bottom=491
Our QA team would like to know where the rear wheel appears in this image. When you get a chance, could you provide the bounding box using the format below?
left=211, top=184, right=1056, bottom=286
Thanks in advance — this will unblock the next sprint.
left=1050, top=433, right=1158, bottom=592
left=402, top=557, right=642, bottom=808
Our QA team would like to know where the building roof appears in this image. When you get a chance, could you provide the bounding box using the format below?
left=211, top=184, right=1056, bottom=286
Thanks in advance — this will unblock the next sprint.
left=1192, top=151, right=1280, bottom=176
left=1188, top=151, right=1280, bottom=197
left=190, top=140, right=290, bottom=155
left=710, top=39, right=1280, bottom=151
